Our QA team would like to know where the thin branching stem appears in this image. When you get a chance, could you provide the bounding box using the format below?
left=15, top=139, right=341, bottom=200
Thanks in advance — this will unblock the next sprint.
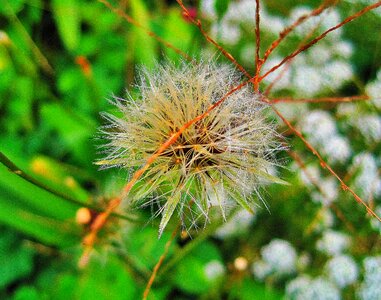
left=97, top=0, right=192, bottom=61
left=142, top=225, right=179, bottom=300
left=173, top=0, right=381, bottom=223
left=253, top=0, right=262, bottom=91
left=260, top=1, right=381, bottom=81
left=270, top=95, right=370, bottom=104
left=261, top=0, right=333, bottom=65
left=176, top=0, right=252, bottom=78
left=288, top=150, right=356, bottom=233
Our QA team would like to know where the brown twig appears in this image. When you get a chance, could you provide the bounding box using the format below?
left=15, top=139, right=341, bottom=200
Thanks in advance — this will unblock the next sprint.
left=253, top=0, right=262, bottom=91
left=97, top=0, right=192, bottom=61
left=80, top=0, right=381, bottom=268
left=142, top=225, right=179, bottom=300
left=270, top=95, right=370, bottom=104
left=270, top=103, right=381, bottom=223
left=176, top=0, right=252, bottom=78
left=264, top=13, right=326, bottom=96
left=175, top=0, right=381, bottom=224
left=262, top=0, right=332, bottom=65
left=288, top=149, right=356, bottom=233
left=260, top=1, right=381, bottom=81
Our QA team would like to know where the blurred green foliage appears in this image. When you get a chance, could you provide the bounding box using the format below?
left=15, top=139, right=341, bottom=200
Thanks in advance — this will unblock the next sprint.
left=0, top=0, right=380, bottom=299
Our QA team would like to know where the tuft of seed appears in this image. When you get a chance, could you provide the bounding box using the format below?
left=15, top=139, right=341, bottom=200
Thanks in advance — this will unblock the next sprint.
left=97, top=60, right=285, bottom=236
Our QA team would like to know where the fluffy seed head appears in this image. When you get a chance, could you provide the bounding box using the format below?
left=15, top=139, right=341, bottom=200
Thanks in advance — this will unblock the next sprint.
left=97, top=61, right=284, bottom=235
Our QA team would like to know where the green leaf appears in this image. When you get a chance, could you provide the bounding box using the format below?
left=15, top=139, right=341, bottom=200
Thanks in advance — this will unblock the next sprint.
left=0, top=198, right=78, bottom=247
left=0, top=229, right=35, bottom=289
left=161, top=8, right=194, bottom=62
left=40, top=103, right=96, bottom=162
left=29, top=155, right=90, bottom=203
left=0, top=163, right=79, bottom=246
left=173, top=256, right=209, bottom=294
left=12, top=286, right=41, bottom=300
left=214, top=0, right=230, bottom=21
left=172, top=241, right=223, bottom=294
left=52, top=0, right=80, bottom=51
left=159, top=192, right=181, bottom=237
left=130, top=0, right=157, bottom=67
left=56, top=256, right=136, bottom=300
left=125, top=227, right=176, bottom=270
left=0, top=163, right=76, bottom=218
left=228, top=278, right=284, bottom=300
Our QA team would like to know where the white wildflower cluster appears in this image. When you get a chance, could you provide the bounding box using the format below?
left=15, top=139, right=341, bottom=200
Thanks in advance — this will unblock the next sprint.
left=204, top=260, right=226, bottom=282
left=370, top=206, right=381, bottom=233
left=325, top=255, right=359, bottom=288
left=297, top=164, right=339, bottom=209
left=214, top=208, right=256, bottom=239
left=366, top=69, right=381, bottom=109
left=286, top=276, right=341, bottom=300
left=263, top=6, right=353, bottom=95
left=252, top=239, right=297, bottom=280
left=311, top=177, right=339, bottom=207
left=201, top=1, right=354, bottom=96
left=299, top=110, right=351, bottom=164
left=350, top=153, right=381, bottom=200
left=316, top=230, right=351, bottom=256
left=203, top=0, right=286, bottom=47
left=358, top=256, right=381, bottom=300
left=350, top=114, right=381, bottom=145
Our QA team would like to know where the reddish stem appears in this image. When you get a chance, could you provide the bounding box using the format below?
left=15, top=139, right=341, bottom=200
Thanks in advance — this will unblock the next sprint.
left=97, top=0, right=192, bottom=61
left=270, top=95, right=370, bottom=104
left=260, top=1, right=381, bottom=81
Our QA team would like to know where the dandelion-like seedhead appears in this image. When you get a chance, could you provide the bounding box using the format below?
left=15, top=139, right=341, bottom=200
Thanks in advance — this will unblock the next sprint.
left=97, top=60, right=284, bottom=235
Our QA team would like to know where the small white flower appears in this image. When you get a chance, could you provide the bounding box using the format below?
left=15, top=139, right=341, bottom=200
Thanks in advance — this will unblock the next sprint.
left=316, top=230, right=350, bottom=256
left=306, top=277, right=341, bottom=300
left=311, top=177, right=338, bottom=206
left=225, top=0, right=256, bottom=23
left=353, top=114, right=381, bottom=144
left=204, top=260, right=225, bottom=281
left=299, top=164, right=321, bottom=187
left=323, top=136, right=351, bottom=164
left=261, top=239, right=297, bottom=276
left=363, top=256, right=381, bottom=284
left=200, top=0, right=216, bottom=19
left=308, top=45, right=332, bottom=64
left=336, top=103, right=358, bottom=117
left=370, top=206, right=381, bottom=233
left=214, top=209, right=256, bottom=239
left=325, top=255, right=359, bottom=288
left=289, top=6, right=320, bottom=36
left=358, top=256, right=381, bottom=300
left=294, top=66, right=323, bottom=96
left=286, top=275, right=312, bottom=299
left=323, top=61, right=353, bottom=89
left=351, top=153, right=381, bottom=199
left=252, top=260, right=272, bottom=281
left=335, top=41, right=353, bottom=59
left=287, top=276, right=341, bottom=300
left=300, top=110, right=337, bottom=145
left=366, top=79, right=381, bottom=109
left=211, top=21, right=241, bottom=45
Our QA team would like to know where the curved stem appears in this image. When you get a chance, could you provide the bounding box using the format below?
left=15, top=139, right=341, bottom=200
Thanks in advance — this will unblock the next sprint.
left=0, top=152, right=136, bottom=223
